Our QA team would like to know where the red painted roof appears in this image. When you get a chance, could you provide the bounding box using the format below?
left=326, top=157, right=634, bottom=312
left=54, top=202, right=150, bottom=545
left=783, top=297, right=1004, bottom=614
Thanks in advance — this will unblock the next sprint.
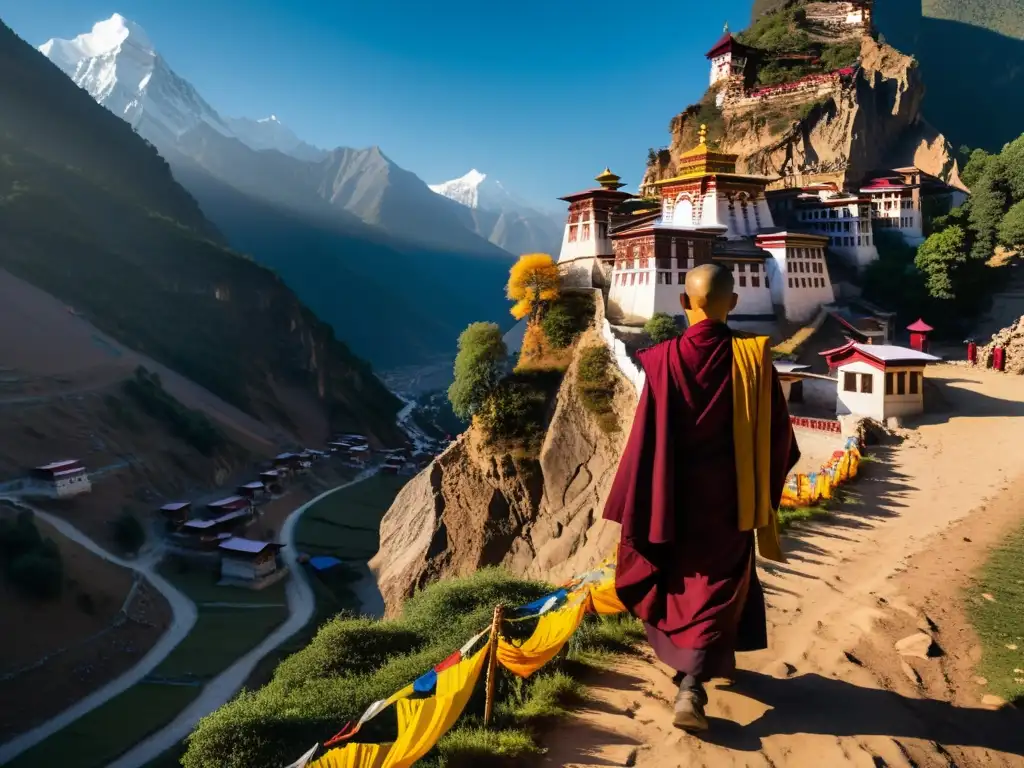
left=705, top=32, right=746, bottom=59
left=821, top=342, right=940, bottom=369
left=906, top=318, right=933, bottom=332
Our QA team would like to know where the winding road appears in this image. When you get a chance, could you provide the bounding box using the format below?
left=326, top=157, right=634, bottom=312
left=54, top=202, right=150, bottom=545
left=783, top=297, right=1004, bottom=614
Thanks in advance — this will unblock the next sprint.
left=0, top=500, right=198, bottom=765
left=0, top=469, right=378, bottom=767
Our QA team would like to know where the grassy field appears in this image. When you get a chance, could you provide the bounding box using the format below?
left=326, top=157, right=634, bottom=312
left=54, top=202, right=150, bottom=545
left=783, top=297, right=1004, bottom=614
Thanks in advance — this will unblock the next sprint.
left=965, top=522, right=1024, bottom=706
left=294, top=473, right=409, bottom=561
left=6, top=566, right=290, bottom=768
left=4, top=684, right=198, bottom=768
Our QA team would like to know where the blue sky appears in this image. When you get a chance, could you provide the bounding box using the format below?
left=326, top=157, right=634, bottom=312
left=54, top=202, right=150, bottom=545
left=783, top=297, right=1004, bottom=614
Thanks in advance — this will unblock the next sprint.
left=1, top=0, right=751, bottom=207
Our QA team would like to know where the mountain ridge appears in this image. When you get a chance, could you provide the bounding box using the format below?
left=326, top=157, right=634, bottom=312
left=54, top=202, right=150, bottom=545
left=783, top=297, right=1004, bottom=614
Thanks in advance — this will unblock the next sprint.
left=40, top=13, right=519, bottom=367
left=2, top=17, right=403, bottom=444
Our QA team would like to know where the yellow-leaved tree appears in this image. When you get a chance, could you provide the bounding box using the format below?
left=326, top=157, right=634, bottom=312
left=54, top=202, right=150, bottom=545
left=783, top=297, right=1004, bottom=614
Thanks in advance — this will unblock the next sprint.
left=507, top=253, right=560, bottom=321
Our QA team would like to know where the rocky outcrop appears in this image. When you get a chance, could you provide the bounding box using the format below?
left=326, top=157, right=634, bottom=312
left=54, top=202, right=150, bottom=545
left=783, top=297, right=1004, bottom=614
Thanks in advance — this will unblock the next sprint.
left=976, top=315, right=1024, bottom=374
left=642, top=37, right=955, bottom=192
left=370, top=315, right=635, bottom=615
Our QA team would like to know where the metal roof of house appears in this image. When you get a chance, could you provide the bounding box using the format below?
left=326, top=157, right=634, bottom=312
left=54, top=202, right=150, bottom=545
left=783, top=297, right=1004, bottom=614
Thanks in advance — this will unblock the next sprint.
left=35, top=459, right=82, bottom=472
left=219, top=537, right=280, bottom=555
left=773, top=362, right=811, bottom=373
left=208, top=495, right=247, bottom=508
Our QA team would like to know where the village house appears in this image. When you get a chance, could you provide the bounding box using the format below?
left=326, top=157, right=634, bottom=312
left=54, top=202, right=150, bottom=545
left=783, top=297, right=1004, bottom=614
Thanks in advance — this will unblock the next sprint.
left=259, top=469, right=284, bottom=493
left=273, top=452, right=303, bottom=474
left=177, top=509, right=251, bottom=549
left=822, top=341, right=940, bottom=421
left=206, top=495, right=251, bottom=516
left=158, top=501, right=192, bottom=528
left=218, top=537, right=284, bottom=588
left=30, top=459, right=91, bottom=498
left=237, top=482, right=267, bottom=502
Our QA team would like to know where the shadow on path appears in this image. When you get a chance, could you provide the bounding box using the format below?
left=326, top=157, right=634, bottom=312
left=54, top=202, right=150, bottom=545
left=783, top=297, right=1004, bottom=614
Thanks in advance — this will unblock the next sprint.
left=705, top=669, right=1024, bottom=756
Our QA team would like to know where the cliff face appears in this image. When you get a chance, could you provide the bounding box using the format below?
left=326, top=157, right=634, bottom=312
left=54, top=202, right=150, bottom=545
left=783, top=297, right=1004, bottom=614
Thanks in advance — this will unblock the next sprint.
left=642, top=37, right=955, bottom=192
left=371, top=309, right=634, bottom=615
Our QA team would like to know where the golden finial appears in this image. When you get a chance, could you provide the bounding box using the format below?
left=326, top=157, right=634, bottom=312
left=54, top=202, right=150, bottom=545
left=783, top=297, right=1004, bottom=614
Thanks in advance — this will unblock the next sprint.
left=595, top=167, right=624, bottom=190
left=699, top=124, right=708, bottom=146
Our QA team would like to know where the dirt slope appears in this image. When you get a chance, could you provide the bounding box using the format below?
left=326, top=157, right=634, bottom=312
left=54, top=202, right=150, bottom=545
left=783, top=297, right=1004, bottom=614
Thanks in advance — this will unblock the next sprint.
left=544, top=365, right=1024, bottom=767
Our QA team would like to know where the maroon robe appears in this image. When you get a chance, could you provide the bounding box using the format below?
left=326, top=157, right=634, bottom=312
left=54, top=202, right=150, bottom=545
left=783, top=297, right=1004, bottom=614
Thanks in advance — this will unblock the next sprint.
left=603, top=319, right=799, bottom=680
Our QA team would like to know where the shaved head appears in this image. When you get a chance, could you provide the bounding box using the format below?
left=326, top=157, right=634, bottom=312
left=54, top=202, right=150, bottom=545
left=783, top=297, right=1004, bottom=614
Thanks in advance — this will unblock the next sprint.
left=684, top=263, right=737, bottom=324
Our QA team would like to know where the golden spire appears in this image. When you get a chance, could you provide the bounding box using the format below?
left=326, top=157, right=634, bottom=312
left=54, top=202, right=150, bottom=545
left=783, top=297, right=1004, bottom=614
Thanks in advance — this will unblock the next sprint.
left=699, top=124, right=708, bottom=146
left=595, top=167, right=625, bottom=190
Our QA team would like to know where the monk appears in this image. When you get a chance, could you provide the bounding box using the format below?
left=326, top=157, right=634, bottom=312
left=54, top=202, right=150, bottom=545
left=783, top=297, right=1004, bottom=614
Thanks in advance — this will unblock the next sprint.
left=603, top=262, right=799, bottom=732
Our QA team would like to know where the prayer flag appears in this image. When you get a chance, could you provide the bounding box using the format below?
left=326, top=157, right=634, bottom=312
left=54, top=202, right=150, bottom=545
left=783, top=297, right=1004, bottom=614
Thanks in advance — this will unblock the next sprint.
left=497, top=597, right=588, bottom=678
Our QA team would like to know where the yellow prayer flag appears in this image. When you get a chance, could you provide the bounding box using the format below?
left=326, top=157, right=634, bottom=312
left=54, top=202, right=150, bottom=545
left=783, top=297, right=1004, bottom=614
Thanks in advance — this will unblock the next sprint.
left=497, top=597, right=587, bottom=678
left=311, top=743, right=392, bottom=768
left=381, top=646, right=488, bottom=768
left=587, top=578, right=627, bottom=615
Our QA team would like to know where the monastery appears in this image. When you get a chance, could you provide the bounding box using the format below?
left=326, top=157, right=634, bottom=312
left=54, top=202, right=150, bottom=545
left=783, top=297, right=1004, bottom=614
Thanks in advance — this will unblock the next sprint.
left=556, top=126, right=834, bottom=325
left=555, top=18, right=969, bottom=329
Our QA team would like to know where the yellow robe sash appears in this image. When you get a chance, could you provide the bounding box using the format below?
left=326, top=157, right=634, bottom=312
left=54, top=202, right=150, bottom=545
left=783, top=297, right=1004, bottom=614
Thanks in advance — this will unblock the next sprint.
left=731, top=335, right=785, bottom=563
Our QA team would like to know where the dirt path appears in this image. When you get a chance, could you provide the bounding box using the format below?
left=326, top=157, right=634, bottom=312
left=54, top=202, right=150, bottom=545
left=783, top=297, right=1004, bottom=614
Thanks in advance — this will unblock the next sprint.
left=545, top=365, right=1024, bottom=768
left=106, top=468, right=379, bottom=768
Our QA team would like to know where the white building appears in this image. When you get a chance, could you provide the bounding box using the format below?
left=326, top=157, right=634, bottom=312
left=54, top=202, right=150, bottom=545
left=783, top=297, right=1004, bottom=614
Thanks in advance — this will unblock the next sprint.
left=31, top=459, right=91, bottom=498
left=787, top=183, right=879, bottom=269
left=219, top=537, right=283, bottom=585
left=754, top=231, right=836, bottom=322
left=555, top=169, right=633, bottom=289
left=860, top=174, right=924, bottom=246
left=705, top=28, right=753, bottom=88
left=563, top=127, right=838, bottom=325
left=822, top=342, right=940, bottom=421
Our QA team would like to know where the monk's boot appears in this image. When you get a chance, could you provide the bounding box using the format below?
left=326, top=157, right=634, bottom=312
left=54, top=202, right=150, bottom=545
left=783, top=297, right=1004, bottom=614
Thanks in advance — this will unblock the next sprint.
left=672, top=682, right=709, bottom=732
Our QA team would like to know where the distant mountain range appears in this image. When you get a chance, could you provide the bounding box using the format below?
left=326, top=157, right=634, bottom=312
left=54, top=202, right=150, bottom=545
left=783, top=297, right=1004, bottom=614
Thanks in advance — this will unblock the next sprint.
left=430, top=169, right=563, bottom=256
left=0, top=17, right=404, bottom=445
left=39, top=14, right=525, bottom=367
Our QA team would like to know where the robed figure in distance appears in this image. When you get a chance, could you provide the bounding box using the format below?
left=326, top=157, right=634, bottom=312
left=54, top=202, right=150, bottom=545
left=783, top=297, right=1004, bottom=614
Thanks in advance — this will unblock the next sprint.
left=603, top=263, right=800, bottom=732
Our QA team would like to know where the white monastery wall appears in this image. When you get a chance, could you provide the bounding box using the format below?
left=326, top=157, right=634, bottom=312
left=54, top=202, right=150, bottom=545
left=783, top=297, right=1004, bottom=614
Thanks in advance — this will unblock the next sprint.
left=763, top=244, right=836, bottom=323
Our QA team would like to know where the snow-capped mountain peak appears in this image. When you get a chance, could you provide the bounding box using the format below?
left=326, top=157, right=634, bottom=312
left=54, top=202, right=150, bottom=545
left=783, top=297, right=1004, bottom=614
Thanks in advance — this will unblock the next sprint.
left=40, top=13, right=154, bottom=67
left=429, top=169, right=490, bottom=208
left=429, top=169, right=565, bottom=255
left=39, top=14, right=325, bottom=161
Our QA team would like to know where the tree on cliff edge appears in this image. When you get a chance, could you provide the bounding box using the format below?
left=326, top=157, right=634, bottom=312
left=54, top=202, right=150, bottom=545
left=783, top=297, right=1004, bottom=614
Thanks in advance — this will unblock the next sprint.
left=448, top=322, right=508, bottom=421
left=507, top=254, right=560, bottom=322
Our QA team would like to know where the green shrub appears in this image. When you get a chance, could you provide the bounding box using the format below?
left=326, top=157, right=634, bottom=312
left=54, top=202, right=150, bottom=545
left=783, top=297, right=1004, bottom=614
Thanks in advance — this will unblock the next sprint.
left=123, top=366, right=223, bottom=455
left=430, top=726, right=542, bottom=766
left=576, top=346, right=618, bottom=433
left=819, top=41, right=862, bottom=71
left=182, top=568, right=550, bottom=768
left=738, top=5, right=812, bottom=52
left=8, top=545, right=63, bottom=599
left=448, top=323, right=508, bottom=421
left=112, top=511, right=146, bottom=554
left=643, top=312, right=679, bottom=344
left=541, top=305, right=576, bottom=349
left=541, top=293, right=594, bottom=350
left=0, top=509, right=43, bottom=560
left=0, top=509, right=64, bottom=600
